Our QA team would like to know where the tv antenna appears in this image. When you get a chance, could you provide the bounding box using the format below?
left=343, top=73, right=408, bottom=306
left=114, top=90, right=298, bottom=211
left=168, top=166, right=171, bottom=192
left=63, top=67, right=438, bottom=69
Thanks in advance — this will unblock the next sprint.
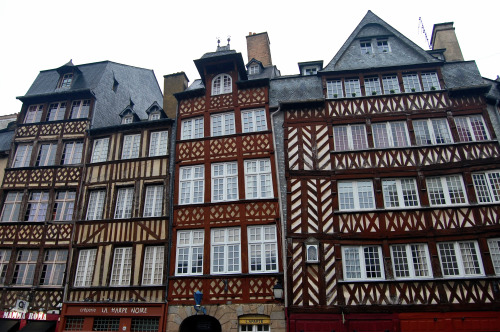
left=418, top=17, right=431, bottom=49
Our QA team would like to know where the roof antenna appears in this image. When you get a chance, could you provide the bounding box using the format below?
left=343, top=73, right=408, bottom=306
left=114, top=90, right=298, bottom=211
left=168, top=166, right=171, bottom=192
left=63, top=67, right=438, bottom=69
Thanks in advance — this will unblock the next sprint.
left=217, top=37, right=220, bottom=47
left=418, top=17, right=431, bottom=49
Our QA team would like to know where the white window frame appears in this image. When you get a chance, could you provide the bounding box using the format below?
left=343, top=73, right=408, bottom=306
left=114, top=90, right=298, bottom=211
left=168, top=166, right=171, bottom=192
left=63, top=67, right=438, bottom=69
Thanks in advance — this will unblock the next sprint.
left=149, top=112, right=161, bottom=121
left=345, top=78, right=362, bottom=97
left=306, top=244, right=319, bottom=263
left=342, top=246, right=384, bottom=281
left=390, top=244, right=432, bottom=279
left=0, top=249, right=11, bottom=284
left=86, top=189, right=106, bottom=220
left=24, top=104, right=43, bottom=123
left=114, top=187, right=134, bottom=219
left=142, top=246, right=164, bottom=285
left=472, top=170, right=500, bottom=203
left=176, top=229, right=204, bottom=276
left=360, top=40, right=372, bottom=54
left=377, top=39, right=391, bottom=53
left=179, top=165, right=204, bottom=205
left=13, top=249, right=39, bottom=285
left=426, top=175, right=467, bottom=206
left=70, top=100, right=90, bottom=119
left=61, top=141, right=83, bottom=165
left=365, top=77, right=382, bottom=95
left=46, top=102, right=66, bottom=121
left=40, top=249, right=67, bottom=286
left=36, top=143, right=57, bottom=166
left=181, top=117, right=204, bottom=140
left=122, top=116, right=133, bottom=124
left=74, top=249, right=97, bottom=287
left=122, top=134, right=141, bottom=159
left=454, top=115, right=489, bottom=142
left=1, top=192, right=24, bottom=222
left=90, top=138, right=109, bottom=163
left=413, top=118, right=452, bottom=145
left=244, top=159, right=273, bottom=199
left=211, top=112, right=235, bottom=137
left=248, top=225, right=278, bottom=273
left=372, top=121, right=410, bottom=148
left=12, top=144, right=33, bottom=168
left=110, top=247, right=132, bottom=286
left=487, top=238, right=500, bottom=275
left=338, top=180, right=375, bottom=211
left=242, top=109, right=267, bottom=133
left=437, top=241, right=484, bottom=277
left=382, top=178, right=420, bottom=208
left=212, top=162, right=238, bottom=202
left=25, top=191, right=49, bottom=222
left=403, top=73, right=422, bottom=92
left=421, top=72, right=440, bottom=91
left=240, top=324, right=270, bottom=332
left=248, top=64, right=260, bottom=75
left=382, top=75, right=400, bottom=93
left=326, top=80, right=344, bottom=98
left=333, top=124, right=368, bottom=151
left=212, top=73, right=232, bottom=95
left=149, top=131, right=168, bottom=157
left=211, top=227, right=241, bottom=274
left=143, top=185, right=163, bottom=217
left=53, top=190, right=76, bottom=221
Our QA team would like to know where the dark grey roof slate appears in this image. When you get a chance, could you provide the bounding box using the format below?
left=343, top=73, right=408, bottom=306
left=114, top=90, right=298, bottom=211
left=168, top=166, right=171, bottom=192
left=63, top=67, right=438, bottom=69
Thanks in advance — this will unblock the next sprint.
left=249, top=66, right=280, bottom=80
left=270, top=75, right=323, bottom=108
left=0, top=130, right=14, bottom=152
left=186, top=79, right=205, bottom=91
left=200, top=49, right=237, bottom=59
left=323, top=11, right=441, bottom=72
left=484, top=78, right=500, bottom=101
left=441, top=61, right=485, bottom=90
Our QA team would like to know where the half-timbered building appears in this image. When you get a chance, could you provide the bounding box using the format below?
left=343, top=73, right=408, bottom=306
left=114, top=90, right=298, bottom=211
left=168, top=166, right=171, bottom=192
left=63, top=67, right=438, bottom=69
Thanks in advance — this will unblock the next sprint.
left=272, top=11, right=500, bottom=332
left=167, top=35, right=286, bottom=332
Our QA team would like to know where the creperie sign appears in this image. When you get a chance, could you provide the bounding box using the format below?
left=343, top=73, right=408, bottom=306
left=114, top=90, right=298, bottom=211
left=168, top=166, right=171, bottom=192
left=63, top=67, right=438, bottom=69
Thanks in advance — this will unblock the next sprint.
left=2, top=311, right=47, bottom=320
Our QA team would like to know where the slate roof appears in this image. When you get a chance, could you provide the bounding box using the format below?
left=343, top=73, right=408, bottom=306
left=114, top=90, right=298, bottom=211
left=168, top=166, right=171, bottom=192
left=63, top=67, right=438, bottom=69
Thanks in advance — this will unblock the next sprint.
left=0, top=130, right=14, bottom=152
left=441, top=61, right=486, bottom=90
left=20, top=61, right=163, bottom=129
left=270, top=75, right=323, bottom=108
left=323, top=10, right=441, bottom=72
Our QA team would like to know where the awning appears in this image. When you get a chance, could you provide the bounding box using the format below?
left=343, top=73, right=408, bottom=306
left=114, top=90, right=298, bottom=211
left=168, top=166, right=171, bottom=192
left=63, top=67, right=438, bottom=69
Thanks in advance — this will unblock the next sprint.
left=0, top=319, right=20, bottom=332
left=20, top=321, right=56, bottom=332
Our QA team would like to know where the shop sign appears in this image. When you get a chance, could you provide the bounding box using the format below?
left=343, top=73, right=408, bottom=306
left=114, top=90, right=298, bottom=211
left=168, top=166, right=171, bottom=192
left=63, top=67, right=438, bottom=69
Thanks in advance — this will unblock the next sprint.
left=239, top=315, right=271, bottom=325
left=2, top=311, right=47, bottom=320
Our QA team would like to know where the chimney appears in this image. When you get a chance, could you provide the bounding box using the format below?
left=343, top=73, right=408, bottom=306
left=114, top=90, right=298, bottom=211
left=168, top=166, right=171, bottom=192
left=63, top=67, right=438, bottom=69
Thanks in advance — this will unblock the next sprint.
left=430, top=22, right=464, bottom=62
left=246, top=32, right=273, bottom=67
left=163, top=72, right=189, bottom=119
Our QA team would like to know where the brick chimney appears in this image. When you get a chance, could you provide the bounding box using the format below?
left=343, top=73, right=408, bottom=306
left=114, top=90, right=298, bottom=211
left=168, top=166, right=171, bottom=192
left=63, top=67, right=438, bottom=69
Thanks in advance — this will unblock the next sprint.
left=430, top=22, right=464, bottom=62
left=246, top=32, right=273, bottom=67
left=163, top=72, right=188, bottom=119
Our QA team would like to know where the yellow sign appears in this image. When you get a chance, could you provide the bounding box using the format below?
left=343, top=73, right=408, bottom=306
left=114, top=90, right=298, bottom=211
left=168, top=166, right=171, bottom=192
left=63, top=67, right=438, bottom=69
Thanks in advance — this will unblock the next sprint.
left=239, top=315, right=270, bottom=325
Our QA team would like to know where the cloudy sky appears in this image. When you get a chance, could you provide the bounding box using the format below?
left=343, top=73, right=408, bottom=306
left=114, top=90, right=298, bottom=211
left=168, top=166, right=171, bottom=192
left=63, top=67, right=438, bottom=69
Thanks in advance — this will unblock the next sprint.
left=1, top=0, right=498, bottom=117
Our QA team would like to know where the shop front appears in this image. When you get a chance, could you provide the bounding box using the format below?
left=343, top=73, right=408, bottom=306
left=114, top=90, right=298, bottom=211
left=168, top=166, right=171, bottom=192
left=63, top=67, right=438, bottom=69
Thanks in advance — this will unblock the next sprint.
left=0, top=311, right=59, bottom=332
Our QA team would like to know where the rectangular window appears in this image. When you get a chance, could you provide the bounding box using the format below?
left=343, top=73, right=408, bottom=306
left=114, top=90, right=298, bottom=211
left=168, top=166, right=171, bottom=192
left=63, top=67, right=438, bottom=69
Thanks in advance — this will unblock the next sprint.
left=382, top=178, right=419, bottom=208
left=142, top=246, right=164, bottom=285
left=149, top=113, right=160, bottom=121
left=179, top=165, right=204, bottom=204
left=93, top=318, right=120, bottom=332
left=244, top=159, right=273, bottom=199
left=212, top=162, right=238, bottom=202
left=421, top=72, right=440, bottom=90
left=454, top=115, right=489, bottom=142
left=90, top=138, right=109, bottom=163
left=382, top=75, right=400, bottom=93
left=342, top=246, right=384, bottom=280
left=122, top=116, right=133, bottom=124
left=372, top=121, right=409, bottom=148
left=472, top=170, right=500, bottom=203
left=149, top=131, right=168, bottom=157
left=70, top=100, right=90, bottom=119
left=114, top=187, right=134, bottom=219
left=53, top=190, right=76, bottom=221
left=487, top=238, right=500, bottom=275
left=122, top=134, right=141, bottom=159
left=338, top=180, right=375, bottom=210
left=25, top=191, right=49, bottom=221
left=13, top=249, right=38, bottom=285
left=36, top=143, right=57, bottom=166
left=364, top=77, right=382, bottom=95
left=426, top=175, right=467, bottom=206
left=437, top=241, right=483, bottom=277
left=326, top=80, right=344, bottom=98
left=40, top=249, right=67, bottom=286
left=143, top=185, right=163, bottom=217
left=391, top=244, right=432, bottom=279
left=24, top=105, right=43, bottom=123
left=176, top=229, right=204, bottom=275
left=403, top=73, right=422, bottom=92
left=59, top=73, right=73, bottom=88
left=248, top=225, right=278, bottom=273
left=360, top=41, right=372, bottom=54
left=242, top=109, right=267, bottom=133
left=345, top=78, right=362, bottom=97
left=181, top=117, right=204, bottom=140
left=211, top=227, right=241, bottom=274
left=131, top=318, right=160, bottom=332
left=12, top=144, right=33, bottom=167
left=333, top=124, right=368, bottom=151
left=46, top=102, right=66, bottom=121
left=74, top=249, right=96, bottom=287
left=413, top=118, right=452, bottom=145
left=211, top=112, right=235, bottom=136
left=61, top=141, right=83, bottom=165
left=377, top=39, right=390, bottom=52
left=64, top=317, right=84, bottom=331
left=1, top=192, right=24, bottom=222
left=0, top=250, right=11, bottom=284
left=86, top=190, right=106, bottom=220
left=110, top=247, right=132, bottom=286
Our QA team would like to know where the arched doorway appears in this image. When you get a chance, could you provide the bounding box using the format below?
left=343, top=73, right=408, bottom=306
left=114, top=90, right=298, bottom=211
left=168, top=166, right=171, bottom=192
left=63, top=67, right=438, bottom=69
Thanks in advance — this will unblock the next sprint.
left=179, top=315, right=221, bottom=332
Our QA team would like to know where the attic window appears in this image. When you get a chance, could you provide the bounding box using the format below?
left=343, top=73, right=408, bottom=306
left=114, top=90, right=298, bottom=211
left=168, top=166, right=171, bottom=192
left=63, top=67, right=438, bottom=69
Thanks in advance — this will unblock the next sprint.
left=212, top=73, right=232, bottom=95
left=113, top=79, right=119, bottom=92
left=122, top=116, right=133, bottom=124
left=303, top=66, right=318, bottom=76
left=360, top=41, right=372, bottom=54
left=248, top=64, right=259, bottom=75
left=149, top=113, right=160, bottom=121
left=58, top=73, right=73, bottom=88
left=377, top=39, right=390, bottom=53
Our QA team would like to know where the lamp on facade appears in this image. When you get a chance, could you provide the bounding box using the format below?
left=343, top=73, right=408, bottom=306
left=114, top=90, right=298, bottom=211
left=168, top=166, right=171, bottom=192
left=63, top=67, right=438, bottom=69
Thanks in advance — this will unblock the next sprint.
left=273, top=282, right=284, bottom=301
left=193, top=291, right=207, bottom=315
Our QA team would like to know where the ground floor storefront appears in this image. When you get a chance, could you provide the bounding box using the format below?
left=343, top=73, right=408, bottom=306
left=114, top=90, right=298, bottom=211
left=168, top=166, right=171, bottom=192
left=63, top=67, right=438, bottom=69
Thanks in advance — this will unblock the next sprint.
left=0, top=311, right=59, bottom=332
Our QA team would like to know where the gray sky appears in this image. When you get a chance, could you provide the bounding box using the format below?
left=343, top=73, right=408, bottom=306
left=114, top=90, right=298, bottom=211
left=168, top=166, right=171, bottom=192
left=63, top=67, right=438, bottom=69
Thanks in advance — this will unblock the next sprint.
left=1, top=0, right=498, bottom=117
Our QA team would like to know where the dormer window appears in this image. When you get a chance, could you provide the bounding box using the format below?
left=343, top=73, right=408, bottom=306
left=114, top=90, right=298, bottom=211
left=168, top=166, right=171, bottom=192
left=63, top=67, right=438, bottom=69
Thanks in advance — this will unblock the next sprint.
left=122, top=116, right=133, bottom=124
left=248, top=64, right=260, bottom=75
left=58, top=73, right=73, bottom=88
left=212, top=73, right=232, bottom=95
left=303, top=66, right=318, bottom=76
left=149, top=113, right=160, bottom=121
left=360, top=41, right=372, bottom=54
left=377, top=39, right=390, bottom=53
